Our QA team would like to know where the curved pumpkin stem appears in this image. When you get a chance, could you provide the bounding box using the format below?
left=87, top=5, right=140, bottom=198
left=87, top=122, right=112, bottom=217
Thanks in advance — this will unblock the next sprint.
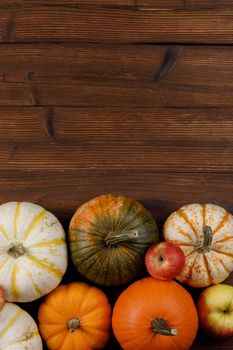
left=195, top=225, right=213, bottom=252
left=202, top=226, right=213, bottom=250
left=7, top=242, right=26, bottom=258
left=105, top=230, right=139, bottom=247
left=67, top=318, right=80, bottom=333
left=152, top=318, right=178, bottom=336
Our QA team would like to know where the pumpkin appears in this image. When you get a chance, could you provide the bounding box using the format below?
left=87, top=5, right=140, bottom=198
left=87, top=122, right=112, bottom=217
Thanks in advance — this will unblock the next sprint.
left=0, top=302, right=42, bottom=349
left=0, top=201, right=67, bottom=302
left=0, top=286, right=4, bottom=311
left=69, top=194, right=159, bottom=285
left=112, top=277, right=198, bottom=350
left=38, top=282, right=112, bottom=350
left=163, top=203, right=233, bottom=288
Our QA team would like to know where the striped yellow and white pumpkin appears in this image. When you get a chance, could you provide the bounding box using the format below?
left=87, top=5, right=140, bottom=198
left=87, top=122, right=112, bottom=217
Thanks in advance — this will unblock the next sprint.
left=0, top=302, right=42, bottom=350
left=0, top=202, right=67, bottom=302
left=163, top=203, right=233, bottom=288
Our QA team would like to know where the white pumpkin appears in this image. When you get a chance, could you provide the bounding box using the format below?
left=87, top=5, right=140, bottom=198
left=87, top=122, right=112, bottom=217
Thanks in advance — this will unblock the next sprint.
left=0, top=202, right=67, bottom=302
left=0, top=302, right=42, bottom=349
left=163, top=203, right=233, bottom=288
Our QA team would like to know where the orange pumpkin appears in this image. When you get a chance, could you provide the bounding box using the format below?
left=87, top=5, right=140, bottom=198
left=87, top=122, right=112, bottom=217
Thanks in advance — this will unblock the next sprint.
left=112, top=277, right=198, bottom=350
left=38, top=282, right=111, bottom=350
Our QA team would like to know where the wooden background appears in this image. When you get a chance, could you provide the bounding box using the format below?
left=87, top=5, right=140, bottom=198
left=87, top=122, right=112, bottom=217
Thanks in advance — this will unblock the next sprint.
left=1, top=1, right=233, bottom=349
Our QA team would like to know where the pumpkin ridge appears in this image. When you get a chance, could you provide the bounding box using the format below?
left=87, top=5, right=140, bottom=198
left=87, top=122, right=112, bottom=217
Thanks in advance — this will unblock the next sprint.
left=212, top=211, right=229, bottom=235
left=14, top=202, right=21, bottom=239
left=26, top=238, right=66, bottom=249
left=88, top=205, right=110, bottom=236
left=25, top=267, right=43, bottom=297
left=201, top=204, right=206, bottom=227
left=23, top=208, right=47, bottom=241
left=203, top=254, right=213, bottom=285
left=177, top=226, right=194, bottom=243
left=11, top=264, right=19, bottom=301
left=168, top=240, right=193, bottom=247
left=42, top=301, right=67, bottom=320
left=211, top=248, right=233, bottom=259
left=177, top=209, right=199, bottom=239
left=0, top=308, right=23, bottom=339
left=214, top=236, right=233, bottom=244
left=26, top=254, right=63, bottom=279
left=91, top=214, right=113, bottom=237
left=75, top=250, right=108, bottom=285
left=184, top=249, right=195, bottom=259
left=112, top=249, right=123, bottom=285
left=215, top=256, right=232, bottom=274
left=99, top=250, right=112, bottom=285
left=182, top=254, right=198, bottom=284
left=0, top=223, right=10, bottom=241
left=114, top=199, right=137, bottom=232
left=0, top=258, right=9, bottom=273
left=72, top=246, right=105, bottom=267
left=2, top=330, right=39, bottom=348
left=70, top=227, right=103, bottom=240
left=115, top=246, right=142, bottom=283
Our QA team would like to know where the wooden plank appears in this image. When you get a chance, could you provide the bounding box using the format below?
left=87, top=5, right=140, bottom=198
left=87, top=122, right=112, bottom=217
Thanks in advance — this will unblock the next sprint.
left=0, top=7, right=232, bottom=43
left=138, top=0, right=233, bottom=10
left=0, top=44, right=233, bottom=107
left=0, top=0, right=135, bottom=9
left=1, top=107, right=233, bottom=145
left=5, top=144, right=233, bottom=172
left=1, top=107, right=233, bottom=172
left=0, top=170, right=233, bottom=224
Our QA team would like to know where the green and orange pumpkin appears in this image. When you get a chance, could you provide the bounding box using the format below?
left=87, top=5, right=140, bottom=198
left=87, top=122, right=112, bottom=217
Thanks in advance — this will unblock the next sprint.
left=69, top=194, right=159, bottom=285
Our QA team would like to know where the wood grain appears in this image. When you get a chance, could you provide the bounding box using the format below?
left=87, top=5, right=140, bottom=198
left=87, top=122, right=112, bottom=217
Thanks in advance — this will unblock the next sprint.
left=1, top=1, right=233, bottom=349
left=0, top=107, right=233, bottom=172
left=138, top=0, right=233, bottom=10
left=0, top=7, right=232, bottom=43
left=1, top=170, right=233, bottom=225
left=1, top=44, right=233, bottom=107
left=0, top=0, right=135, bottom=8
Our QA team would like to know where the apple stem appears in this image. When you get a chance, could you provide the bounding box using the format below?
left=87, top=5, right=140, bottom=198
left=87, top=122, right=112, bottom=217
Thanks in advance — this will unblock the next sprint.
left=105, top=230, right=139, bottom=247
left=152, top=318, right=178, bottom=336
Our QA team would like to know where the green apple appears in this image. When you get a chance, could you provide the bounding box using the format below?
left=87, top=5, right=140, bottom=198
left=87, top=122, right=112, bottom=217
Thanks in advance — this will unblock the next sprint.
left=197, top=284, right=233, bottom=338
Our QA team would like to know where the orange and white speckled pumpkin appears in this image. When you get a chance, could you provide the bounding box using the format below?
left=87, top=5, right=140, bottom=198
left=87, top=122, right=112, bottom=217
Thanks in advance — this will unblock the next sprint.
left=163, top=204, right=233, bottom=288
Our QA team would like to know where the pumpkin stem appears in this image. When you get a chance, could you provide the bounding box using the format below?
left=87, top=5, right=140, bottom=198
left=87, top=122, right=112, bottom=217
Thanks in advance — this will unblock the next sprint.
left=152, top=318, right=178, bottom=336
left=67, top=318, right=80, bottom=333
left=202, top=225, right=213, bottom=250
left=195, top=225, right=213, bottom=252
left=105, top=230, right=139, bottom=247
left=7, top=242, right=26, bottom=258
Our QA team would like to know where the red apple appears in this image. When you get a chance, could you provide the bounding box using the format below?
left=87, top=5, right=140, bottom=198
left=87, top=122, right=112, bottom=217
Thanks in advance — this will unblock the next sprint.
left=198, top=284, right=233, bottom=338
left=145, top=241, right=185, bottom=280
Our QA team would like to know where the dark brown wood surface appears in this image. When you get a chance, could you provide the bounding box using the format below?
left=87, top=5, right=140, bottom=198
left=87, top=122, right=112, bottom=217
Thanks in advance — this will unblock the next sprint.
left=1, top=1, right=233, bottom=349
left=0, top=6, right=233, bottom=43
left=138, top=0, right=233, bottom=9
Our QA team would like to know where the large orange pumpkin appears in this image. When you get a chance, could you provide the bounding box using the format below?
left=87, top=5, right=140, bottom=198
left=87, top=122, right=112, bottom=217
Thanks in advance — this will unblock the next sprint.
left=112, top=277, right=198, bottom=350
left=163, top=203, right=233, bottom=287
left=38, top=282, right=111, bottom=350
